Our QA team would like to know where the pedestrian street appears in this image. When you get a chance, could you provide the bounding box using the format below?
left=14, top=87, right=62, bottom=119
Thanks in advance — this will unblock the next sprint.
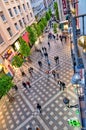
left=0, top=31, right=81, bottom=130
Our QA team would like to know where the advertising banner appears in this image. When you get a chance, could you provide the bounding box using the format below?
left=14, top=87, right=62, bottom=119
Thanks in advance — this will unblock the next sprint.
left=62, top=0, right=67, bottom=15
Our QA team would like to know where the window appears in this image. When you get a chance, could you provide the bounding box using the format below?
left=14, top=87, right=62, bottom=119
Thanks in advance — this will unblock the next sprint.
left=18, top=5, right=21, bottom=13
left=7, top=27, right=13, bottom=37
left=30, top=12, right=33, bottom=17
left=27, top=15, right=29, bottom=21
left=1, top=14, right=6, bottom=22
left=14, top=23, right=19, bottom=30
left=19, top=20, right=23, bottom=27
left=22, top=18, right=26, bottom=25
left=27, top=2, right=30, bottom=8
left=23, top=4, right=26, bottom=11
left=8, top=9, right=13, bottom=17
left=13, top=7, right=18, bottom=15
left=0, top=34, right=4, bottom=44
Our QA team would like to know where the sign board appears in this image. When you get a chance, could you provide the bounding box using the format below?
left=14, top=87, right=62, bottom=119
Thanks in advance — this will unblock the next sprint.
left=68, top=119, right=81, bottom=127
left=62, top=0, right=67, bottom=15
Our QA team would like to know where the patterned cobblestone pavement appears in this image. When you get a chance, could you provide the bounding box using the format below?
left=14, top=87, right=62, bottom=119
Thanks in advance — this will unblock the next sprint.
left=0, top=30, right=80, bottom=130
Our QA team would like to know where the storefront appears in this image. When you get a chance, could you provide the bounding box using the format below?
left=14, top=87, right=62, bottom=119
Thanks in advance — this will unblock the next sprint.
left=2, top=47, right=16, bottom=76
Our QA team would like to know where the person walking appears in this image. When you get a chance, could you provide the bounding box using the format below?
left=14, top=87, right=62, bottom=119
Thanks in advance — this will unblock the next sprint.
left=58, top=80, right=62, bottom=91
left=28, top=67, right=33, bottom=77
left=54, top=56, right=59, bottom=64
left=47, top=59, right=51, bottom=69
left=37, top=103, right=42, bottom=113
left=44, top=47, right=47, bottom=52
left=26, top=81, right=31, bottom=88
left=59, top=35, right=63, bottom=45
left=21, top=71, right=26, bottom=76
left=42, top=47, right=45, bottom=53
left=52, top=70, right=56, bottom=79
left=38, top=61, right=42, bottom=68
left=13, top=85, right=18, bottom=91
left=22, top=82, right=27, bottom=89
left=44, top=52, right=48, bottom=60
left=57, top=34, right=59, bottom=40
left=48, top=41, right=50, bottom=48
left=62, top=82, right=66, bottom=90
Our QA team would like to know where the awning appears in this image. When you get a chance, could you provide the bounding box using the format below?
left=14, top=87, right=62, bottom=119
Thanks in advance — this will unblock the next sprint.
left=22, top=32, right=30, bottom=43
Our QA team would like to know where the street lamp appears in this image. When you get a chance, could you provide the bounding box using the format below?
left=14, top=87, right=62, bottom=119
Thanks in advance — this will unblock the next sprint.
left=78, top=35, right=86, bottom=53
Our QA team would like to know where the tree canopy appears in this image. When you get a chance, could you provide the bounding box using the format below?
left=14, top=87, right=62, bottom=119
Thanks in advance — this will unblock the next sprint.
left=12, top=55, right=24, bottom=67
left=0, top=74, right=13, bottom=98
left=45, top=11, right=51, bottom=21
left=53, top=23, right=57, bottom=33
left=26, top=26, right=37, bottom=45
left=19, top=37, right=31, bottom=57
left=54, top=2, right=59, bottom=20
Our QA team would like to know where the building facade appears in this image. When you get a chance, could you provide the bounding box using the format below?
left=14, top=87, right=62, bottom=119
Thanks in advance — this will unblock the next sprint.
left=30, top=0, right=45, bottom=21
left=56, top=0, right=67, bottom=21
left=0, top=0, right=35, bottom=76
left=43, top=0, right=54, bottom=10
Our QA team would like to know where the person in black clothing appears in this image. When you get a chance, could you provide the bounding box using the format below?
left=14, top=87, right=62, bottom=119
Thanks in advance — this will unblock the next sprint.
left=54, top=56, right=59, bottom=64
left=48, top=41, right=50, bottom=48
left=22, top=82, right=27, bottom=89
left=42, top=47, right=45, bottom=52
left=62, top=82, right=66, bottom=90
left=44, top=52, right=48, bottom=59
left=21, top=71, right=26, bottom=76
left=37, top=103, right=42, bottom=113
left=38, top=61, right=42, bottom=68
left=13, top=85, right=18, bottom=91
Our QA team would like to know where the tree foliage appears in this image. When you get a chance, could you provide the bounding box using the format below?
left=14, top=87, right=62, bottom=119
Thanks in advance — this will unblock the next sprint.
left=0, top=74, right=13, bottom=98
left=26, top=26, right=37, bottom=45
left=54, top=2, right=59, bottom=20
left=41, top=17, right=47, bottom=27
left=39, top=21, right=45, bottom=33
left=53, top=23, right=57, bottom=33
left=33, top=23, right=42, bottom=37
left=49, top=8, right=52, bottom=16
left=12, top=55, right=24, bottom=67
left=45, top=11, right=50, bottom=21
left=19, top=37, right=31, bottom=57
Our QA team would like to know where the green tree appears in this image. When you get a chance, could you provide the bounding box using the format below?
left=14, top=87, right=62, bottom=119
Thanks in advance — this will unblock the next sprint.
left=33, top=23, right=42, bottom=37
left=19, top=37, right=31, bottom=57
left=41, top=17, right=47, bottom=27
left=26, top=26, right=37, bottom=45
left=53, top=23, right=57, bottom=33
left=45, top=11, right=50, bottom=21
left=54, top=2, right=59, bottom=20
left=0, top=74, right=13, bottom=98
left=39, top=21, right=45, bottom=33
left=12, top=55, right=24, bottom=67
left=49, top=8, right=52, bottom=16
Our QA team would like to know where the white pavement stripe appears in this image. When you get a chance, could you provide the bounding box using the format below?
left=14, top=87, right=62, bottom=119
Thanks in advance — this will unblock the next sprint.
left=43, top=83, right=71, bottom=109
left=37, top=116, right=50, bottom=130
left=19, top=91, right=34, bottom=112
left=31, top=76, right=44, bottom=85
left=15, top=115, right=33, bottom=130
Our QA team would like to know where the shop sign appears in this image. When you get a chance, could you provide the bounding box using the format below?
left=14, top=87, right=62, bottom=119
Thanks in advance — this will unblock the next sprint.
left=62, top=0, right=67, bottom=15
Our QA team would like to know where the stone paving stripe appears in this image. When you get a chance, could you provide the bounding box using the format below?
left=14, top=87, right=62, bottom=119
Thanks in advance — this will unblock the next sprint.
left=15, top=115, right=33, bottom=130
left=37, top=116, right=50, bottom=130
left=43, top=83, right=71, bottom=109
left=19, top=90, right=34, bottom=112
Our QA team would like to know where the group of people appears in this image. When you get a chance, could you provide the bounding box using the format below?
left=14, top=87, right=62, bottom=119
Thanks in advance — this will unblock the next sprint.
left=48, top=32, right=56, bottom=40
